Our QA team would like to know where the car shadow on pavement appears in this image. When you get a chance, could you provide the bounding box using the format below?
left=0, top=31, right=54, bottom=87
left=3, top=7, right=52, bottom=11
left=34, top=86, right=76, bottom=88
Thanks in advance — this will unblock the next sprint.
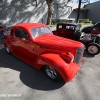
left=0, top=45, right=65, bottom=91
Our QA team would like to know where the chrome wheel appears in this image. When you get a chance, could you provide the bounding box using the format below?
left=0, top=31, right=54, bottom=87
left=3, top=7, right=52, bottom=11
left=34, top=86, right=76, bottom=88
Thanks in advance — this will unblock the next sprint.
left=86, top=43, right=100, bottom=55
left=88, top=45, right=98, bottom=54
left=45, top=66, right=58, bottom=79
left=5, top=46, right=10, bottom=53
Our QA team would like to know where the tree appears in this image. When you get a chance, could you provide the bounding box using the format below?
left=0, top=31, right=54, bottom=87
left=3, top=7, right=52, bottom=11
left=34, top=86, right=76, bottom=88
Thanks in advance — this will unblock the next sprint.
left=76, top=0, right=89, bottom=23
left=76, top=0, right=81, bottom=23
left=45, top=0, right=71, bottom=25
left=45, top=0, right=54, bottom=25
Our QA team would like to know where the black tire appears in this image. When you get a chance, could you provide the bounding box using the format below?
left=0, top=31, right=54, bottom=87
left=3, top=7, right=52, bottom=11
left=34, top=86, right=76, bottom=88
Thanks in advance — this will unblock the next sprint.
left=5, top=45, right=11, bottom=54
left=45, top=66, right=62, bottom=81
left=86, top=43, right=100, bottom=55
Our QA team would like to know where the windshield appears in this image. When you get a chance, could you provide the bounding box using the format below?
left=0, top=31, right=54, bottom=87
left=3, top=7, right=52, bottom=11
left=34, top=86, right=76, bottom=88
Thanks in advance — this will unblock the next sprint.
left=75, top=25, right=80, bottom=31
left=31, top=27, right=52, bottom=38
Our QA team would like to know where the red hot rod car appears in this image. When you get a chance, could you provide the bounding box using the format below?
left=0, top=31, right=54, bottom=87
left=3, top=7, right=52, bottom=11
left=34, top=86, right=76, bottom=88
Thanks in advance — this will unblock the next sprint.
left=53, top=23, right=100, bottom=55
left=4, top=23, right=84, bottom=82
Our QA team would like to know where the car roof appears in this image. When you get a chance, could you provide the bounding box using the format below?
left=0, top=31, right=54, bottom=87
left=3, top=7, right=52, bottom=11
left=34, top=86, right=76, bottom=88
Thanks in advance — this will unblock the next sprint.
left=57, top=23, right=80, bottom=26
left=94, top=21, right=100, bottom=26
left=14, top=23, right=48, bottom=30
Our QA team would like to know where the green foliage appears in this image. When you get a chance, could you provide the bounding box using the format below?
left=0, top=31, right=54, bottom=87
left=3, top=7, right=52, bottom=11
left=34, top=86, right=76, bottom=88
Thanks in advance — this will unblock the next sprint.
left=78, top=19, right=92, bottom=24
left=52, top=19, right=74, bottom=24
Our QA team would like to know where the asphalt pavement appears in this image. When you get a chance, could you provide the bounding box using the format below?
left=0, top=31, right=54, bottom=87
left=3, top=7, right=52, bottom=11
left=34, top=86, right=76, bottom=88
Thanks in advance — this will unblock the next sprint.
left=0, top=39, right=100, bottom=100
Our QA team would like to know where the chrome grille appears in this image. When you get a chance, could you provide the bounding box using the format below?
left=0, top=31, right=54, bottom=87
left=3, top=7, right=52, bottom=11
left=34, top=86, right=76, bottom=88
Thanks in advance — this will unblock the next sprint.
left=75, top=48, right=84, bottom=64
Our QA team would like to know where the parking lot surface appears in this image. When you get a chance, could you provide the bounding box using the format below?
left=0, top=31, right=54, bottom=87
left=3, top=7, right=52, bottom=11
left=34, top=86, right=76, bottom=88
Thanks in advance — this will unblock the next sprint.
left=0, top=41, right=100, bottom=100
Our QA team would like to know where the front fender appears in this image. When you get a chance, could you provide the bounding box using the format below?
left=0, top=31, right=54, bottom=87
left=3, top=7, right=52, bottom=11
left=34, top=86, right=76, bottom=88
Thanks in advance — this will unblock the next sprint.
left=33, top=53, right=80, bottom=82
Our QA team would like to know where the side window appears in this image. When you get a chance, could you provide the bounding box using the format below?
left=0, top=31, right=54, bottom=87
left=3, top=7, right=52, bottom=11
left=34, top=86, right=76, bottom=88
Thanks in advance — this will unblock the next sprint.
left=23, top=30, right=29, bottom=38
left=69, top=26, right=75, bottom=30
left=66, top=26, right=70, bottom=29
left=15, top=29, right=23, bottom=38
left=11, top=29, right=14, bottom=36
left=15, top=29, right=29, bottom=38
left=58, top=25, right=62, bottom=31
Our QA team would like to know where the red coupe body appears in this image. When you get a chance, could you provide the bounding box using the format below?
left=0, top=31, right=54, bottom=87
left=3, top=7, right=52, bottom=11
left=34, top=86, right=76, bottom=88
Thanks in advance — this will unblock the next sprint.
left=4, top=23, right=84, bottom=82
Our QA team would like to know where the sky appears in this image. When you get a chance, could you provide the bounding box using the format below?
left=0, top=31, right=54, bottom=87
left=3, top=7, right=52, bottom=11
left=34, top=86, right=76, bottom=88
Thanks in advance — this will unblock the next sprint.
left=73, top=0, right=100, bottom=3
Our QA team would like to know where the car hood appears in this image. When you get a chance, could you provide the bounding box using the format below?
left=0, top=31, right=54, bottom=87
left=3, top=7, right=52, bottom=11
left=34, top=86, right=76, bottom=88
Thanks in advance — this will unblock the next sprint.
left=34, top=34, right=84, bottom=50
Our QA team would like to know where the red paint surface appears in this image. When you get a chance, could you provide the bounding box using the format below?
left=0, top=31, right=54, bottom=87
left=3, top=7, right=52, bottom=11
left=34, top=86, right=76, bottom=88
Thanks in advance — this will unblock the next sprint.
left=4, top=23, right=84, bottom=82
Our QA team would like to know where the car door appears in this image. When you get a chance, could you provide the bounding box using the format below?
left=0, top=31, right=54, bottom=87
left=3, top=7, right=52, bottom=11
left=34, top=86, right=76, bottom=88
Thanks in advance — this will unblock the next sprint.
left=15, top=28, right=36, bottom=60
left=9, top=28, right=17, bottom=53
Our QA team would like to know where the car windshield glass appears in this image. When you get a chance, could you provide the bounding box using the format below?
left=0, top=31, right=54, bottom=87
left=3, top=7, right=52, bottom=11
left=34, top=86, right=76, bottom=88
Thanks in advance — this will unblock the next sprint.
left=31, top=27, right=52, bottom=38
left=76, top=26, right=80, bottom=31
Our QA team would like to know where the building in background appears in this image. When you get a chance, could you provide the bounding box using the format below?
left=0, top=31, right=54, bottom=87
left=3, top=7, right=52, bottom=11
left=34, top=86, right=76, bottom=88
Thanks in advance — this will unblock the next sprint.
left=0, top=0, right=99, bottom=26
left=85, top=1, right=100, bottom=23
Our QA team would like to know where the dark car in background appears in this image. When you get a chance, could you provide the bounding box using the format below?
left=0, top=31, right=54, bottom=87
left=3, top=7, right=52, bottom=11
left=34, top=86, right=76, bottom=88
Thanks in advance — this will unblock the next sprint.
left=81, top=21, right=100, bottom=33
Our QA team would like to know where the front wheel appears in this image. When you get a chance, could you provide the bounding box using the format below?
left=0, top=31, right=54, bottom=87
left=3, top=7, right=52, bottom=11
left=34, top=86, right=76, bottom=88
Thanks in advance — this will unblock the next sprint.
left=45, top=66, right=62, bottom=81
left=86, top=43, right=100, bottom=55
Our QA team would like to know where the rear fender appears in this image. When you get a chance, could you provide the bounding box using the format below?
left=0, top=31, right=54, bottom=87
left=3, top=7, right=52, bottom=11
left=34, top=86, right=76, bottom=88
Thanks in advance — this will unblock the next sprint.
left=4, top=37, right=13, bottom=53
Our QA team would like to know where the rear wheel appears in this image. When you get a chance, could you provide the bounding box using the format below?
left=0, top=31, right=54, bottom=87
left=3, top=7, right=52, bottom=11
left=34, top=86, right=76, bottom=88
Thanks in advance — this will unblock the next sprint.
left=45, top=66, right=61, bottom=81
left=86, top=43, right=100, bottom=55
left=5, top=45, right=11, bottom=54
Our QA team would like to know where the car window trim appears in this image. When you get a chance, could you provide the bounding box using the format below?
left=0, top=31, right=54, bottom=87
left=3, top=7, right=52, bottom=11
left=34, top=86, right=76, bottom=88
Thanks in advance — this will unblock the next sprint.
left=15, top=27, right=30, bottom=39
